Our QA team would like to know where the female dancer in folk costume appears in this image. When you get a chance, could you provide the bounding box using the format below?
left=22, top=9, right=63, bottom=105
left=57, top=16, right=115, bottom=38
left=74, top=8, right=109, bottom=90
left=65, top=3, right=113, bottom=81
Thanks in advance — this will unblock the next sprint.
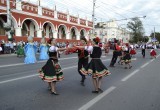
left=39, top=38, right=49, bottom=60
left=150, top=44, right=157, bottom=59
left=39, top=38, right=67, bottom=95
left=121, top=45, right=132, bottom=69
left=17, top=42, right=25, bottom=57
left=24, top=36, right=37, bottom=64
left=129, top=44, right=136, bottom=57
left=80, top=37, right=111, bottom=93
left=104, top=42, right=110, bottom=55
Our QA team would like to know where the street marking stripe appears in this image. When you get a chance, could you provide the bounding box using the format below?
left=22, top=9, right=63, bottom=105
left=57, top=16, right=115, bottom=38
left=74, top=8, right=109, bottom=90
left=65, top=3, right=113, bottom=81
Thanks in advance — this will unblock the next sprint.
left=78, top=86, right=116, bottom=110
left=121, top=69, right=139, bottom=82
left=140, top=62, right=149, bottom=68
left=0, top=56, right=108, bottom=68
left=0, top=57, right=77, bottom=68
left=0, top=74, right=37, bottom=84
left=0, top=59, right=110, bottom=84
left=0, top=66, right=77, bottom=84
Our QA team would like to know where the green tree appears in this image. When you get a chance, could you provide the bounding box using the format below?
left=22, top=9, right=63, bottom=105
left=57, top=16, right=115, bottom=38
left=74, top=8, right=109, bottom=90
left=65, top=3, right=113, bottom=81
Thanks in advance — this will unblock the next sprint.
left=150, top=32, right=160, bottom=42
left=127, top=17, right=144, bottom=43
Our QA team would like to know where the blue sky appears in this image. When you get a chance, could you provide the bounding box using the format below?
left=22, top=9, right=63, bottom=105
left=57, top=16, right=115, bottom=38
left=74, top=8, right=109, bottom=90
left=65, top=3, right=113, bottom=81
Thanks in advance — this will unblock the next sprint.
left=24, top=0, right=160, bottom=36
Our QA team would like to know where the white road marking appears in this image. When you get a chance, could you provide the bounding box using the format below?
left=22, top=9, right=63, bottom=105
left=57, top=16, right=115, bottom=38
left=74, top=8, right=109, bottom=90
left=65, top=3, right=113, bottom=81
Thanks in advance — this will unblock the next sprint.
left=0, top=66, right=77, bottom=84
left=0, top=59, right=110, bottom=84
left=78, top=86, right=116, bottom=110
left=131, top=58, right=137, bottom=61
left=0, top=74, right=37, bottom=84
left=140, top=62, right=149, bottom=68
left=0, top=57, right=78, bottom=68
left=0, top=56, right=108, bottom=68
left=121, top=69, right=139, bottom=82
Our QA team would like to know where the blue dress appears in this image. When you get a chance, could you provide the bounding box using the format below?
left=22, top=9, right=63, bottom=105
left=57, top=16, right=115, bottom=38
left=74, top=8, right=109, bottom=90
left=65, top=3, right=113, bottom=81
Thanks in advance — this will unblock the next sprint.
left=24, top=43, right=37, bottom=64
left=39, top=44, right=49, bottom=60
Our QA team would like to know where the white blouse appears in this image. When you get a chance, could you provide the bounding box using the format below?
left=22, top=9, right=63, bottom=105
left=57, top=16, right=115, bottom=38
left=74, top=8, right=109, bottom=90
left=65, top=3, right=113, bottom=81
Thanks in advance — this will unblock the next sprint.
left=49, top=46, right=58, bottom=52
left=85, top=46, right=93, bottom=54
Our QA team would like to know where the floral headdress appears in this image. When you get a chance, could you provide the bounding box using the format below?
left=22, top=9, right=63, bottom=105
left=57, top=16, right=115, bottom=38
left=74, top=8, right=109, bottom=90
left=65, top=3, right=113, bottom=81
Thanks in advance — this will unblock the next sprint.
left=93, top=37, right=100, bottom=44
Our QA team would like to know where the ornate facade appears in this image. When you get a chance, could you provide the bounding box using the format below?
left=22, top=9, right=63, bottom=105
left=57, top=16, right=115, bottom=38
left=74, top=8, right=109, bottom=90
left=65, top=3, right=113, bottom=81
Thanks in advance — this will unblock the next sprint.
left=0, top=0, right=93, bottom=42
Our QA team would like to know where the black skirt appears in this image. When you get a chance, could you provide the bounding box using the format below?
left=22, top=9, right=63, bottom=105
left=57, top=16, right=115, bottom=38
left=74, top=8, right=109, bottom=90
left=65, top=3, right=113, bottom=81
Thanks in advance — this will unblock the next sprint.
left=80, top=58, right=110, bottom=78
left=39, top=58, right=64, bottom=82
left=121, top=53, right=131, bottom=63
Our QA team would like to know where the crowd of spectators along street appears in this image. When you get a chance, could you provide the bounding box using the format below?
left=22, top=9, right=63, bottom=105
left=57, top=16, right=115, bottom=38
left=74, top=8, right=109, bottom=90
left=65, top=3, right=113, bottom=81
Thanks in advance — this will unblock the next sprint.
left=0, top=39, right=160, bottom=55
left=0, top=39, right=82, bottom=55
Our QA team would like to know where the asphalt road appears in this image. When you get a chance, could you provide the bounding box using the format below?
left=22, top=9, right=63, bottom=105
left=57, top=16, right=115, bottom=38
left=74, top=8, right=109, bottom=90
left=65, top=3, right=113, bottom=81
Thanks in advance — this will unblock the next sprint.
left=0, top=49, right=160, bottom=110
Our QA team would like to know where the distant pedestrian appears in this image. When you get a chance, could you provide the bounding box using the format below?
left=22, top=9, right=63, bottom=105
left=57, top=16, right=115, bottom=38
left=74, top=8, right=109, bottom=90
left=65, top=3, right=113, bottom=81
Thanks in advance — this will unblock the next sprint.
left=141, top=43, right=146, bottom=58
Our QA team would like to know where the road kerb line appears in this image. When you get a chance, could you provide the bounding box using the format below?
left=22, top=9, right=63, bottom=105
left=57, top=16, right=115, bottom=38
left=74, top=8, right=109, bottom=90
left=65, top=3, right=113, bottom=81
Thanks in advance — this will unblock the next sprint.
left=78, top=86, right=116, bottom=110
left=121, top=69, right=139, bottom=82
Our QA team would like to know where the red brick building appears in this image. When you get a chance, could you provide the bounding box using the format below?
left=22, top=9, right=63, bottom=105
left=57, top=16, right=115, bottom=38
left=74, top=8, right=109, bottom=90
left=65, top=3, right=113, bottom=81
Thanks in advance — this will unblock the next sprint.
left=0, top=0, right=93, bottom=42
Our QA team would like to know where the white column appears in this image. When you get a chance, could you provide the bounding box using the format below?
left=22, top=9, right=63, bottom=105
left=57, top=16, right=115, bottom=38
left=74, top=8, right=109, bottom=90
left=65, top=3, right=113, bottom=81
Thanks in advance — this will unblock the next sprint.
left=66, top=32, right=70, bottom=39
left=16, top=0, right=22, bottom=10
left=37, top=29, right=42, bottom=38
left=78, top=18, right=80, bottom=24
left=15, top=27, right=22, bottom=36
left=77, top=32, right=80, bottom=40
left=54, top=11, right=58, bottom=19
left=38, top=6, right=42, bottom=15
left=53, top=31, right=58, bottom=38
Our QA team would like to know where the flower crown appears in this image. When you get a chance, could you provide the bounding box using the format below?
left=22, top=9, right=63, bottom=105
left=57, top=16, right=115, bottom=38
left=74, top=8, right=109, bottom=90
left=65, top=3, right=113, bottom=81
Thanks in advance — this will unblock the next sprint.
left=94, top=37, right=100, bottom=43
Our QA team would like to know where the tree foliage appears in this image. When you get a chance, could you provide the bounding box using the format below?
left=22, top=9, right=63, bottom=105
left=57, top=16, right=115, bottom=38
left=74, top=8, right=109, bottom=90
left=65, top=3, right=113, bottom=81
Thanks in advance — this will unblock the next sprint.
left=127, top=17, right=144, bottom=43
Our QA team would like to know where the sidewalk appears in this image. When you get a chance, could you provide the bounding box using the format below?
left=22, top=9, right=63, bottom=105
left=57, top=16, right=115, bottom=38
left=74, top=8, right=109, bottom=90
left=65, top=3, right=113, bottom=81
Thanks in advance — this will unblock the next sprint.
left=0, top=53, right=16, bottom=57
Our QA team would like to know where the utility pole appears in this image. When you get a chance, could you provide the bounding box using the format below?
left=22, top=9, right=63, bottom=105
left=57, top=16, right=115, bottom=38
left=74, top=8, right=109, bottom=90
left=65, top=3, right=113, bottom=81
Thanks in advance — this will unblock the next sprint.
left=154, top=27, right=155, bottom=39
left=92, top=0, right=96, bottom=38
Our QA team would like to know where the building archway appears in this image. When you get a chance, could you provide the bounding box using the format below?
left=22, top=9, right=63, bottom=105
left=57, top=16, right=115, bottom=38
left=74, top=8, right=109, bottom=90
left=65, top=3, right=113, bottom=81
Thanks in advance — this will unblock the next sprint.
left=42, top=21, right=54, bottom=38
left=0, top=17, right=5, bottom=35
left=80, top=29, right=86, bottom=37
left=21, top=18, right=38, bottom=37
left=0, top=14, right=17, bottom=36
left=58, top=25, right=67, bottom=39
left=70, top=26, right=78, bottom=40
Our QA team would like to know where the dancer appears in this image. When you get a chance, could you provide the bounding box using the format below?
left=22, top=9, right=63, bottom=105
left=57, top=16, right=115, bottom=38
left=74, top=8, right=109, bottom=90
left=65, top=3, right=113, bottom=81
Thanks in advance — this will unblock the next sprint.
left=17, top=42, right=24, bottom=57
left=121, top=45, right=132, bottom=69
left=80, top=37, right=110, bottom=93
left=39, top=38, right=67, bottom=95
left=77, top=37, right=89, bottom=86
left=129, top=44, right=136, bottom=57
left=104, top=42, right=110, bottom=55
left=150, top=44, right=157, bottom=59
left=109, top=41, right=120, bottom=67
left=24, top=36, right=37, bottom=64
left=39, top=38, right=49, bottom=60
